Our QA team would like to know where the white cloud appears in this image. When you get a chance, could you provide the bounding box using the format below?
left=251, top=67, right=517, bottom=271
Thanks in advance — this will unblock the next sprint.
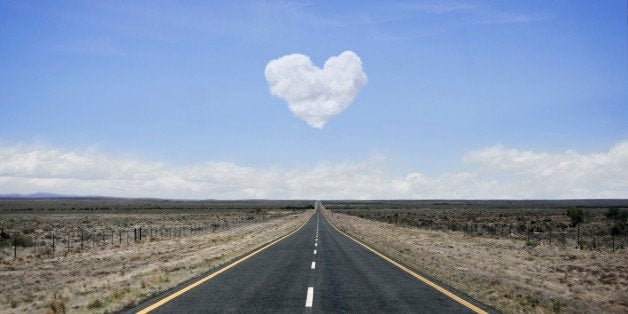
left=0, top=142, right=626, bottom=199
left=462, top=142, right=628, bottom=198
left=265, top=51, right=367, bottom=128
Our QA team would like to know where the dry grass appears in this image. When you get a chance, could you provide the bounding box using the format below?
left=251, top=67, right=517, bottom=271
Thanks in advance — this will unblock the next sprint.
left=324, top=208, right=627, bottom=313
left=0, top=209, right=312, bottom=313
left=0, top=204, right=302, bottom=261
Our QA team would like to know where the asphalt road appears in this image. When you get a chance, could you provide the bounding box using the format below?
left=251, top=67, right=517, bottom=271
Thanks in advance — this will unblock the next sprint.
left=130, top=202, right=488, bottom=313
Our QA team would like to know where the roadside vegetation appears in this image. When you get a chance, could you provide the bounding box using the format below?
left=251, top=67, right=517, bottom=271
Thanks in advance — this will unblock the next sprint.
left=323, top=200, right=627, bottom=313
left=325, top=200, right=627, bottom=252
left=0, top=198, right=313, bottom=313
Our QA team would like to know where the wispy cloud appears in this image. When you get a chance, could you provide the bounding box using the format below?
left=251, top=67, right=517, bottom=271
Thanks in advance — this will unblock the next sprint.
left=400, top=2, right=476, bottom=14
left=21, top=1, right=550, bottom=48
left=1, top=141, right=625, bottom=199
left=54, top=38, right=129, bottom=57
left=295, top=2, right=471, bottom=28
left=293, top=1, right=550, bottom=40
left=472, top=10, right=551, bottom=25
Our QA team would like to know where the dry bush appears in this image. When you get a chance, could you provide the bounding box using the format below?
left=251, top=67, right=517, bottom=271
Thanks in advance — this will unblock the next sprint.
left=0, top=200, right=313, bottom=313
left=46, top=298, right=66, bottom=314
left=324, top=207, right=627, bottom=313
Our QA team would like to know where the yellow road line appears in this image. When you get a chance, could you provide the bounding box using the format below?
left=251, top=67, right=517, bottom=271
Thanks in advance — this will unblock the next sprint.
left=322, top=210, right=488, bottom=314
left=137, top=215, right=312, bottom=314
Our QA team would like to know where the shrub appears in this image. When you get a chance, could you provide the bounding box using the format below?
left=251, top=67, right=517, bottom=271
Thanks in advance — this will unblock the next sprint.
left=606, top=207, right=627, bottom=221
left=566, top=208, right=584, bottom=227
left=12, top=234, right=34, bottom=247
left=610, top=222, right=626, bottom=236
left=46, top=299, right=66, bottom=314
left=87, top=299, right=102, bottom=309
left=109, top=286, right=131, bottom=300
left=551, top=298, right=563, bottom=312
left=526, top=240, right=539, bottom=247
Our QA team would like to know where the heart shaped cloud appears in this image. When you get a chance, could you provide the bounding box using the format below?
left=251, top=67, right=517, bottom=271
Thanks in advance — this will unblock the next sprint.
left=265, top=51, right=367, bottom=128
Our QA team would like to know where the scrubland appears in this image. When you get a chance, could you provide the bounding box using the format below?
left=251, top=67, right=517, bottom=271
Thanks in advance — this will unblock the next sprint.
left=323, top=202, right=627, bottom=313
left=0, top=199, right=313, bottom=313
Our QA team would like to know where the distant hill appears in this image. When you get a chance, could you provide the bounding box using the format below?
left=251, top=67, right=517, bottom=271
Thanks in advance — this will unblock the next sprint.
left=0, top=192, right=98, bottom=198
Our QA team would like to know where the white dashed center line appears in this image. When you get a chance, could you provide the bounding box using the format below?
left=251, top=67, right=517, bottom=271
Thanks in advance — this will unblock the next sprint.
left=305, top=287, right=314, bottom=307
left=307, top=217, right=319, bottom=309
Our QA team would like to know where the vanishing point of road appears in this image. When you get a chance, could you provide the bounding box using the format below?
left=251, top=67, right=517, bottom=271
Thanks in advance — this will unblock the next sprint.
left=126, top=201, right=491, bottom=313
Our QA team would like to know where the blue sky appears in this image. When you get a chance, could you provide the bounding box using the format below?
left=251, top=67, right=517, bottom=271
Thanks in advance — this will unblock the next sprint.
left=0, top=1, right=627, bottom=199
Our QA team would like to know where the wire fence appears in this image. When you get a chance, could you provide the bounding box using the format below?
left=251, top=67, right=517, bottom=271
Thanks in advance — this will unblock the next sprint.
left=386, top=218, right=626, bottom=252
left=0, top=218, right=268, bottom=260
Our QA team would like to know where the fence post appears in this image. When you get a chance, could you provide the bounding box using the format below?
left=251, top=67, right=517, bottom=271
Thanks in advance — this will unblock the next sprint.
left=81, top=231, right=84, bottom=252
left=14, top=238, right=17, bottom=259
left=593, top=233, right=597, bottom=250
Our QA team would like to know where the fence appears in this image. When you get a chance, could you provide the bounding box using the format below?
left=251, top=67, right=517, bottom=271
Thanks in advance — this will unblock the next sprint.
left=0, top=218, right=267, bottom=260
left=373, top=216, right=626, bottom=252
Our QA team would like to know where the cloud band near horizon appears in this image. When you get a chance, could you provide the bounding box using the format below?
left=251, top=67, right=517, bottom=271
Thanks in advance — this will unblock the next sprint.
left=0, top=141, right=626, bottom=199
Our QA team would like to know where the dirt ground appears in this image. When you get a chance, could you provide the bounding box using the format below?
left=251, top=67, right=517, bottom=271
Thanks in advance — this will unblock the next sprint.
left=0, top=210, right=312, bottom=313
left=324, top=208, right=627, bottom=313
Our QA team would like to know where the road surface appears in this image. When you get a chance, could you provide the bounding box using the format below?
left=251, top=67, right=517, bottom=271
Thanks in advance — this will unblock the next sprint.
left=128, top=202, right=489, bottom=313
